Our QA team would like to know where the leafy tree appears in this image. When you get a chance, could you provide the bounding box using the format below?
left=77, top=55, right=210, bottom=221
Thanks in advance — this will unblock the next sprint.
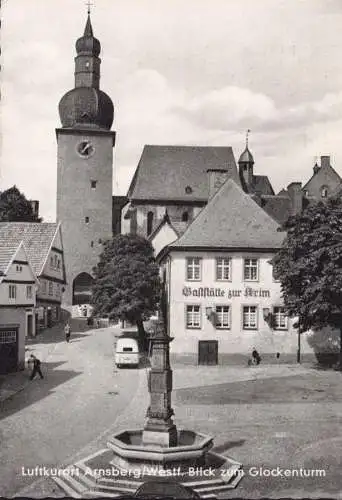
left=0, top=186, right=41, bottom=222
left=91, top=234, right=161, bottom=350
left=272, top=197, right=342, bottom=367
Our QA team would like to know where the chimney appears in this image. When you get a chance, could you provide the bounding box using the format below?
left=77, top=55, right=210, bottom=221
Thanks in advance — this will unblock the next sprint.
left=287, top=182, right=303, bottom=216
left=30, top=200, right=39, bottom=219
left=207, top=169, right=229, bottom=199
left=320, top=156, right=330, bottom=169
left=313, top=163, right=320, bottom=174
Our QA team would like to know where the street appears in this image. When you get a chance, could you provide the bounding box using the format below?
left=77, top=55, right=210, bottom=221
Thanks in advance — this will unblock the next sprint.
left=1, top=325, right=342, bottom=498
left=0, top=324, right=141, bottom=497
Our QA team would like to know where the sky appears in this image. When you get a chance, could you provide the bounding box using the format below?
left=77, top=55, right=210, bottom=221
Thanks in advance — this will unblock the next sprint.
left=1, top=0, right=342, bottom=221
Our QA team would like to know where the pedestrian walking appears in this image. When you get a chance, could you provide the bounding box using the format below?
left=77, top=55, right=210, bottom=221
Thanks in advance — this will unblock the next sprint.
left=251, top=348, right=261, bottom=365
left=28, top=354, right=44, bottom=380
left=64, top=321, right=71, bottom=343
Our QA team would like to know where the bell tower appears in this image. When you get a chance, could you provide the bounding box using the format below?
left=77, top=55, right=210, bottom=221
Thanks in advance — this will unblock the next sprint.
left=56, top=11, right=116, bottom=310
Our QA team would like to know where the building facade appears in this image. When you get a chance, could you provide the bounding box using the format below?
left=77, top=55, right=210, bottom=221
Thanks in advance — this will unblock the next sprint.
left=0, top=222, right=66, bottom=334
left=156, top=179, right=312, bottom=365
left=0, top=242, right=37, bottom=373
left=56, top=14, right=115, bottom=309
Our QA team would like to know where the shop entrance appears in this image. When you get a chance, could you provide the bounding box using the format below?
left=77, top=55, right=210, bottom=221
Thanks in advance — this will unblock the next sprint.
left=198, top=340, right=218, bottom=365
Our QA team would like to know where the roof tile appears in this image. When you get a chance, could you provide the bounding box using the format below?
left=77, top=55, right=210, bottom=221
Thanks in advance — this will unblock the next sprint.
left=0, top=223, right=59, bottom=275
left=171, top=179, right=285, bottom=249
left=128, top=145, right=240, bottom=201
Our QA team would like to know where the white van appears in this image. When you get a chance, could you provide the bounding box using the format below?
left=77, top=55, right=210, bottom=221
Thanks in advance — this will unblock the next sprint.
left=115, top=337, right=140, bottom=368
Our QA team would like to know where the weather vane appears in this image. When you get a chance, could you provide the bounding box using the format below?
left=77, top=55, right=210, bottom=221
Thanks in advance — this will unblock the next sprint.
left=86, top=1, right=93, bottom=15
left=246, top=129, right=251, bottom=148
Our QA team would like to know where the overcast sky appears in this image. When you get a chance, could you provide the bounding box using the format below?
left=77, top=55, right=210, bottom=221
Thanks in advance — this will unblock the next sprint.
left=1, top=0, right=342, bottom=221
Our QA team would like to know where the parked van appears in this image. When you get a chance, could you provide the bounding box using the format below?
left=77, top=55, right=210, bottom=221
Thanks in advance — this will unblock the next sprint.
left=115, top=336, right=140, bottom=368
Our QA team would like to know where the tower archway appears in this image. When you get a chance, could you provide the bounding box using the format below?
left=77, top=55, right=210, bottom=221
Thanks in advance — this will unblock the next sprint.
left=72, top=272, right=94, bottom=305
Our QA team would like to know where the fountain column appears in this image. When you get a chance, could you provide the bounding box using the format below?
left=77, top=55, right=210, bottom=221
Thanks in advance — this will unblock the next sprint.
left=142, top=318, right=178, bottom=447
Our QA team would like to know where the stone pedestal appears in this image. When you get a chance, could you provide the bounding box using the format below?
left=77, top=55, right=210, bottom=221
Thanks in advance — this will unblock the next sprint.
left=142, top=318, right=178, bottom=448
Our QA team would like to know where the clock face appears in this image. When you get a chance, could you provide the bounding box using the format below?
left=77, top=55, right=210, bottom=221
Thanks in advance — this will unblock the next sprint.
left=77, top=141, right=95, bottom=158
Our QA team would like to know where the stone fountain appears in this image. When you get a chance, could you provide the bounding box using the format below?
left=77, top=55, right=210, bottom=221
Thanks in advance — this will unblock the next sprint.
left=53, top=317, right=244, bottom=498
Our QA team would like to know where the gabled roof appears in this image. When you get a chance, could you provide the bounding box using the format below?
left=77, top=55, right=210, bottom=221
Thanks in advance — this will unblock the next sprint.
left=303, top=163, right=341, bottom=190
left=169, top=179, right=285, bottom=250
left=127, top=145, right=240, bottom=201
left=0, top=241, right=22, bottom=278
left=0, top=222, right=61, bottom=276
left=148, top=213, right=188, bottom=242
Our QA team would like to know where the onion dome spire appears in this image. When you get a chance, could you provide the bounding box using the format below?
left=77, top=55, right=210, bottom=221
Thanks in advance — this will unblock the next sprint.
left=58, top=12, right=114, bottom=130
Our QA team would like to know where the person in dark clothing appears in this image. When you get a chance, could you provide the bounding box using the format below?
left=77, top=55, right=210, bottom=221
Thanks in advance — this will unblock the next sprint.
left=252, top=348, right=261, bottom=365
left=64, top=322, right=71, bottom=343
left=29, top=354, right=44, bottom=380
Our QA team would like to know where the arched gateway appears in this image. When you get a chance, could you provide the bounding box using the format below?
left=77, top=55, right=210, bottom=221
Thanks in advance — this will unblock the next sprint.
left=72, top=272, right=94, bottom=305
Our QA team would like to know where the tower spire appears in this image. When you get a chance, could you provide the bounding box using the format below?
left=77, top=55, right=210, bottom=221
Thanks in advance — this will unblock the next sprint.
left=246, top=129, right=251, bottom=149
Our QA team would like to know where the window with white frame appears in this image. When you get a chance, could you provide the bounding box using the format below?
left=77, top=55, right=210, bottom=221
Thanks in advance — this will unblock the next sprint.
left=26, top=285, right=33, bottom=299
left=321, top=186, right=328, bottom=198
left=9, top=284, right=17, bottom=299
left=273, top=306, right=288, bottom=330
left=215, top=305, right=230, bottom=329
left=186, top=305, right=201, bottom=328
left=186, top=257, right=201, bottom=281
left=242, top=305, right=258, bottom=329
left=216, top=257, right=231, bottom=281
left=244, top=258, right=258, bottom=281
left=48, top=281, right=53, bottom=296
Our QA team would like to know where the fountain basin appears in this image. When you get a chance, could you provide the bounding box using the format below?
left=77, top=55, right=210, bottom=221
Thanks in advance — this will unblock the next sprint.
left=107, top=429, right=213, bottom=471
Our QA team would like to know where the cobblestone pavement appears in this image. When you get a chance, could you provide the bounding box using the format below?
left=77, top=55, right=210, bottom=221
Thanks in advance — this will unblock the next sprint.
left=0, top=322, right=141, bottom=497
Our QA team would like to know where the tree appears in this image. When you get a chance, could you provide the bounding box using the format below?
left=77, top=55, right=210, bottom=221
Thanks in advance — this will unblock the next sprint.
left=0, top=186, right=41, bottom=222
left=272, top=197, right=342, bottom=368
left=91, top=234, right=161, bottom=350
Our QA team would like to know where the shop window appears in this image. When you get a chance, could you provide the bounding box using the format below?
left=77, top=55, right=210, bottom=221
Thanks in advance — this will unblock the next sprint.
left=186, top=305, right=201, bottom=329
left=26, top=285, right=33, bottom=299
left=242, top=305, right=258, bottom=329
left=8, top=284, right=17, bottom=299
left=215, top=305, right=230, bottom=329
left=216, top=257, right=231, bottom=281
left=273, top=307, right=288, bottom=330
left=186, top=257, right=202, bottom=281
left=244, top=258, right=258, bottom=281
left=147, top=211, right=154, bottom=236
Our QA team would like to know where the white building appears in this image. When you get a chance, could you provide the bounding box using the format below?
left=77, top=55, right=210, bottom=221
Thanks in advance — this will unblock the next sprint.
left=154, top=179, right=312, bottom=365
left=0, top=241, right=37, bottom=373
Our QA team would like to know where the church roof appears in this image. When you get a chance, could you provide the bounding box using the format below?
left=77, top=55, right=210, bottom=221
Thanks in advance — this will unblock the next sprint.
left=0, top=223, right=60, bottom=276
left=127, top=145, right=240, bottom=202
left=169, top=179, right=285, bottom=250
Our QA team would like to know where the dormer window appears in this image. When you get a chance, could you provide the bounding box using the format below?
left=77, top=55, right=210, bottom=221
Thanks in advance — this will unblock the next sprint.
left=321, top=186, right=328, bottom=198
